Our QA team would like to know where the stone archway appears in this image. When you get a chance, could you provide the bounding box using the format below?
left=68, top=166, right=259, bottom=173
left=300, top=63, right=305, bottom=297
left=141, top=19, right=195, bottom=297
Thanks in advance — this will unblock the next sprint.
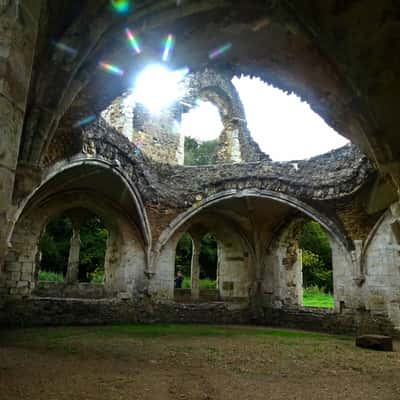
left=2, top=160, right=150, bottom=300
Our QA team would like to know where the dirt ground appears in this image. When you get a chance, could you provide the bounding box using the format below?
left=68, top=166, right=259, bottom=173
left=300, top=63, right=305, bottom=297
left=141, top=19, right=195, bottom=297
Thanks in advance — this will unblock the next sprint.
left=0, top=324, right=399, bottom=400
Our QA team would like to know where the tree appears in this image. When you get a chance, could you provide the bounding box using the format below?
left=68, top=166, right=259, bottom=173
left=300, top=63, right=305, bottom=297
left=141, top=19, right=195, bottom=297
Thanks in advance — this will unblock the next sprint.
left=78, top=216, right=108, bottom=282
left=175, top=233, right=193, bottom=277
left=199, top=233, right=218, bottom=280
left=39, top=215, right=72, bottom=275
left=39, top=214, right=108, bottom=282
left=299, top=221, right=333, bottom=293
left=184, top=137, right=218, bottom=165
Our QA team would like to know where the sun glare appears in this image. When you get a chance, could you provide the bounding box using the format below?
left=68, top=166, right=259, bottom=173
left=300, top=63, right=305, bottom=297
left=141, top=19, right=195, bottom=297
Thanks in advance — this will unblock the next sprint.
left=133, top=64, right=188, bottom=113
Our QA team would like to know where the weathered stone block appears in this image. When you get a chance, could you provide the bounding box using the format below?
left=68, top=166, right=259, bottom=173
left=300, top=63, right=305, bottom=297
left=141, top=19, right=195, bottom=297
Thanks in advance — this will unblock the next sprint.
left=5, top=261, right=21, bottom=272
left=0, top=96, right=24, bottom=170
left=356, top=335, right=393, bottom=351
left=9, top=271, right=20, bottom=281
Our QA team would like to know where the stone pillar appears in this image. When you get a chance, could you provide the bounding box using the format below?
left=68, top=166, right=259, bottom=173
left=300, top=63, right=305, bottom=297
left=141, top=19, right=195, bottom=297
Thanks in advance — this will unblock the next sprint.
left=66, top=225, right=81, bottom=284
left=0, top=1, right=43, bottom=268
left=190, top=237, right=201, bottom=300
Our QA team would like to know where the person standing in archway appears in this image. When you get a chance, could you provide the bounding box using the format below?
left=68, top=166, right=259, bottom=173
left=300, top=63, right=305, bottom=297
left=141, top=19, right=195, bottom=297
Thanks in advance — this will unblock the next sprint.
left=175, top=271, right=184, bottom=288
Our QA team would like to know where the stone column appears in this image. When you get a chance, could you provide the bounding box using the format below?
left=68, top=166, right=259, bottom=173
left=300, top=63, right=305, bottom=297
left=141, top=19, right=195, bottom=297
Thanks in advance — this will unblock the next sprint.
left=0, top=1, right=43, bottom=268
left=190, top=237, right=201, bottom=300
left=66, top=225, right=81, bottom=284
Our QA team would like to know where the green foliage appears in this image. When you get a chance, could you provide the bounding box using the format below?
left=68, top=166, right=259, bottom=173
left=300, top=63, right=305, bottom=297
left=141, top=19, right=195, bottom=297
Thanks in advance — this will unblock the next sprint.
left=38, top=270, right=64, bottom=282
left=175, top=232, right=218, bottom=281
left=299, top=221, right=332, bottom=268
left=78, top=216, right=108, bottom=282
left=199, top=233, right=218, bottom=280
left=39, top=214, right=108, bottom=282
left=299, top=222, right=333, bottom=293
left=303, top=286, right=334, bottom=308
left=39, top=215, right=72, bottom=275
left=175, top=233, right=193, bottom=277
left=181, top=277, right=216, bottom=289
left=184, top=137, right=218, bottom=165
left=199, top=279, right=217, bottom=289
left=89, top=268, right=105, bottom=284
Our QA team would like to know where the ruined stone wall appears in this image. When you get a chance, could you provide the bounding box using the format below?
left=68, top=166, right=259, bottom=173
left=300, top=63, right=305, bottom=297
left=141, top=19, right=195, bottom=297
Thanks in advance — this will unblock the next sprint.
left=149, top=214, right=253, bottom=301
left=99, top=68, right=268, bottom=165
left=132, top=103, right=183, bottom=164
left=361, top=204, right=400, bottom=329
left=180, top=69, right=268, bottom=163
left=0, top=1, right=42, bottom=269
left=4, top=117, right=400, bottom=335
left=263, top=219, right=304, bottom=308
left=1, top=191, right=147, bottom=300
left=82, top=122, right=373, bottom=209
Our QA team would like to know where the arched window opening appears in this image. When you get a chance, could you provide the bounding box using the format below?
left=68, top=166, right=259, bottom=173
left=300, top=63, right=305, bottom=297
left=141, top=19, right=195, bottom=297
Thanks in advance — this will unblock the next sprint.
left=232, top=75, right=349, bottom=161
left=299, top=221, right=333, bottom=308
left=182, top=101, right=223, bottom=166
left=174, top=233, right=193, bottom=289
left=199, top=233, right=218, bottom=289
left=37, top=212, right=109, bottom=285
left=78, top=214, right=109, bottom=283
left=38, top=214, right=72, bottom=282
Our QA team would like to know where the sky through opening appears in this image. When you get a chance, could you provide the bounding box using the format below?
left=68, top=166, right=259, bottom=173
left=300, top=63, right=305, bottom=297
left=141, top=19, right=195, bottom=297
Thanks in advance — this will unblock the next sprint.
left=231, top=76, right=348, bottom=161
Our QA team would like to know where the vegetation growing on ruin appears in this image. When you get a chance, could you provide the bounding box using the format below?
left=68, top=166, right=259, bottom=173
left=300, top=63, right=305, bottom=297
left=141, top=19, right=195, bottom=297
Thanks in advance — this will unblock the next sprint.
left=184, top=137, right=218, bottom=165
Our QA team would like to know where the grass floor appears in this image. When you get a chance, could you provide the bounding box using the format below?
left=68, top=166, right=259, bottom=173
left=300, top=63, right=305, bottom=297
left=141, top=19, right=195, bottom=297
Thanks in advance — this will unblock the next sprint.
left=0, top=324, right=398, bottom=400
left=303, top=287, right=334, bottom=308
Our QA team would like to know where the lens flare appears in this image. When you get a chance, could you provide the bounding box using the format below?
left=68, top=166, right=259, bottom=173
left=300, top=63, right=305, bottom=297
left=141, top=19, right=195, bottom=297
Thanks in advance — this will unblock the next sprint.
left=125, top=28, right=141, bottom=54
left=162, top=34, right=175, bottom=62
left=53, top=41, right=77, bottom=56
left=208, top=42, right=232, bottom=59
left=110, top=0, right=131, bottom=13
left=99, top=62, right=124, bottom=76
left=74, top=115, right=96, bottom=128
left=134, top=64, right=188, bottom=112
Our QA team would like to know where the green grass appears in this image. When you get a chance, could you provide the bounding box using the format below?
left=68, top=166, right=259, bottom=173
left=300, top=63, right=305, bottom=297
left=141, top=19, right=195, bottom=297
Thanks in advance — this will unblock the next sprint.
left=182, top=277, right=217, bottom=289
left=303, top=286, right=334, bottom=308
left=0, top=324, right=348, bottom=346
left=38, top=270, right=104, bottom=283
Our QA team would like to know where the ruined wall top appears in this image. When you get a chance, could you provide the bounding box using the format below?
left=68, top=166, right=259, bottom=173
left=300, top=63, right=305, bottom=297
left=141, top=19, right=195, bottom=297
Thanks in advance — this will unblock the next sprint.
left=101, top=68, right=268, bottom=165
left=79, top=118, right=374, bottom=208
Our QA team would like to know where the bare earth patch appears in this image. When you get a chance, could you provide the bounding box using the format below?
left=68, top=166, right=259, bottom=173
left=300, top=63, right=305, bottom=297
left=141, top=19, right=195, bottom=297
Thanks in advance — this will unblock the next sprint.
left=0, top=324, right=399, bottom=400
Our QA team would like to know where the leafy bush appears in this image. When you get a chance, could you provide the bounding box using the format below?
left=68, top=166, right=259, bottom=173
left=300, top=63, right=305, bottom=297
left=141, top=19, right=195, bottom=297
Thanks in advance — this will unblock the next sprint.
left=181, top=277, right=217, bottom=289
left=39, top=214, right=108, bottom=282
left=199, top=279, right=217, bottom=289
left=184, top=137, right=218, bottom=166
left=175, top=233, right=193, bottom=277
left=78, top=216, right=108, bottom=282
left=175, top=232, right=218, bottom=281
left=38, top=270, right=64, bottom=282
left=300, top=222, right=333, bottom=293
left=199, top=233, right=218, bottom=280
left=89, top=268, right=105, bottom=283
left=39, top=215, right=72, bottom=275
